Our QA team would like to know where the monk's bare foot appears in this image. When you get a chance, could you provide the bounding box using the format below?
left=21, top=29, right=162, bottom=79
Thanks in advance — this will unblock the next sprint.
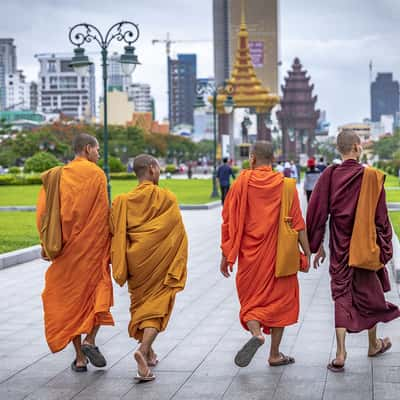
left=147, top=348, right=158, bottom=367
left=368, top=337, right=392, bottom=357
left=75, top=356, right=88, bottom=368
left=268, top=352, right=295, bottom=366
left=134, top=350, right=151, bottom=378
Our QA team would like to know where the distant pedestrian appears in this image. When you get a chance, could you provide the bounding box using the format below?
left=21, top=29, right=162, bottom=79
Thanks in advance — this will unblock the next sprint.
left=317, top=157, right=327, bottom=173
left=275, top=161, right=284, bottom=174
left=187, top=164, right=193, bottom=179
left=283, top=161, right=292, bottom=178
left=303, top=158, right=321, bottom=203
left=217, top=157, right=235, bottom=205
left=290, top=160, right=298, bottom=182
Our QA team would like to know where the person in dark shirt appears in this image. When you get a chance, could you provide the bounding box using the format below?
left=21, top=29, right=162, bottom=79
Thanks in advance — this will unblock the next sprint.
left=316, top=157, right=327, bottom=172
left=217, top=158, right=235, bottom=205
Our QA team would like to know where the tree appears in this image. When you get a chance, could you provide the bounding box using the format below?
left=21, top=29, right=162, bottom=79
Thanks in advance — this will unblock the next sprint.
left=373, top=131, right=400, bottom=160
left=0, top=118, right=12, bottom=136
left=24, top=152, right=61, bottom=173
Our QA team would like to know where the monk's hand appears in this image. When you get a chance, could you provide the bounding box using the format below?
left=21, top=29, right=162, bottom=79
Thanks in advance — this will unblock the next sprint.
left=220, top=255, right=233, bottom=278
left=313, top=246, right=326, bottom=269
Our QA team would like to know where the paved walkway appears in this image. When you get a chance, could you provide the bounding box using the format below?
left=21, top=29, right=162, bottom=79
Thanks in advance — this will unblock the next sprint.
left=1, top=207, right=400, bottom=400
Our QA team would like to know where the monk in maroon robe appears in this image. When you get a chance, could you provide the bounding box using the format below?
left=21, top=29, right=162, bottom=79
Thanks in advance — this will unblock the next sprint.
left=307, top=130, right=400, bottom=372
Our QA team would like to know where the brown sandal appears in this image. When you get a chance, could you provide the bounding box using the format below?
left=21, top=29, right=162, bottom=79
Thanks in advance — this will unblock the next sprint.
left=327, top=359, right=345, bottom=373
left=368, top=338, right=392, bottom=357
left=269, top=353, right=295, bottom=367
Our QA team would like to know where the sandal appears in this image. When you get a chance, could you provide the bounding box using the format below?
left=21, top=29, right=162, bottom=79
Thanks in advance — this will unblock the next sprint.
left=71, top=359, right=88, bottom=373
left=327, top=359, right=345, bottom=373
left=234, top=336, right=264, bottom=367
left=368, top=338, right=392, bottom=357
left=269, top=353, right=295, bottom=367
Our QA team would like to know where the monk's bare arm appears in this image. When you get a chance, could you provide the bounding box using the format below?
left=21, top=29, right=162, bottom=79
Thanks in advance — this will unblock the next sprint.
left=298, top=229, right=311, bottom=266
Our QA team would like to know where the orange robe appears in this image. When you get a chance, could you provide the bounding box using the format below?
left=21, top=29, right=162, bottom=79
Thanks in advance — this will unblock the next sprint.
left=110, top=181, right=188, bottom=342
left=36, top=157, right=114, bottom=353
left=221, top=166, right=305, bottom=334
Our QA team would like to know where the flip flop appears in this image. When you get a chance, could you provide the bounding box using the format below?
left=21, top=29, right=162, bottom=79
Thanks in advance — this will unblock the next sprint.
left=327, top=359, right=345, bottom=373
left=81, top=343, right=107, bottom=367
left=71, top=359, right=88, bottom=373
left=368, top=338, right=392, bottom=357
left=269, top=353, right=295, bottom=367
left=134, top=351, right=155, bottom=383
left=234, top=336, right=264, bottom=367
left=134, top=370, right=156, bottom=383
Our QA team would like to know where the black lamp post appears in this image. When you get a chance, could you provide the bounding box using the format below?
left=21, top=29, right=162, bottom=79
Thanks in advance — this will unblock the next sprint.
left=68, top=21, right=140, bottom=202
left=194, top=83, right=235, bottom=199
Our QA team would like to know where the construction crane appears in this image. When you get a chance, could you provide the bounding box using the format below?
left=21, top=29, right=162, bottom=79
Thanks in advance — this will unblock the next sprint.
left=152, top=32, right=211, bottom=58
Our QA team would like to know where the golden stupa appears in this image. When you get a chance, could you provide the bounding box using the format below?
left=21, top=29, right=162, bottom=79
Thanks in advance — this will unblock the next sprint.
left=214, top=0, right=279, bottom=114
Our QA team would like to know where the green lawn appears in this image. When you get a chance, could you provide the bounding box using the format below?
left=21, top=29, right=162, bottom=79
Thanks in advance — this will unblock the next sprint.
left=385, top=190, right=400, bottom=203
left=0, top=212, right=39, bottom=253
left=384, top=173, right=399, bottom=188
left=0, top=179, right=214, bottom=206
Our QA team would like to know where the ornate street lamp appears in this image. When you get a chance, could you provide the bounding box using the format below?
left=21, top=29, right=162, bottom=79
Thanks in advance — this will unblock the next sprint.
left=195, top=83, right=235, bottom=199
left=68, top=21, right=140, bottom=201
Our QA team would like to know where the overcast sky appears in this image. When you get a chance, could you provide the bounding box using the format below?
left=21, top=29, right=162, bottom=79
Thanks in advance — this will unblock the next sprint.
left=1, top=0, right=400, bottom=133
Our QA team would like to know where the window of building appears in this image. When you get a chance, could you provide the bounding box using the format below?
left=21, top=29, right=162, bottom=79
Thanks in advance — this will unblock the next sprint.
left=47, top=60, right=56, bottom=73
left=59, top=76, right=78, bottom=89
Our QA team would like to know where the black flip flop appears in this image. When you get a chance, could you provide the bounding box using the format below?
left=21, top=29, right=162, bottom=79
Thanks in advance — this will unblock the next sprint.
left=81, top=344, right=107, bottom=367
left=327, top=359, right=345, bottom=373
left=71, top=359, right=87, bottom=373
left=234, top=336, right=264, bottom=367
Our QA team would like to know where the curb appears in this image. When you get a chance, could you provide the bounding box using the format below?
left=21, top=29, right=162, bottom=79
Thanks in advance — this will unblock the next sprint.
left=0, top=206, right=36, bottom=212
left=388, top=203, right=400, bottom=212
left=180, top=201, right=221, bottom=210
left=1, top=203, right=222, bottom=212
left=0, top=245, right=41, bottom=270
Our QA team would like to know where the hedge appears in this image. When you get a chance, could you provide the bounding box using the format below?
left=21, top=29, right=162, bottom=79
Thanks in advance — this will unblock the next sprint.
left=0, top=174, right=42, bottom=185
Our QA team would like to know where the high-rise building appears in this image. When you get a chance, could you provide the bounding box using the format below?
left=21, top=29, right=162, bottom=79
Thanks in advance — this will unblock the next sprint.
left=108, top=52, right=132, bottom=92
left=30, top=81, right=38, bottom=112
left=213, top=0, right=279, bottom=92
left=168, top=54, right=197, bottom=129
left=128, top=83, right=153, bottom=113
left=0, top=38, right=17, bottom=110
left=5, top=70, right=30, bottom=110
left=35, top=53, right=96, bottom=119
left=371, top=73, right=399, bottom=122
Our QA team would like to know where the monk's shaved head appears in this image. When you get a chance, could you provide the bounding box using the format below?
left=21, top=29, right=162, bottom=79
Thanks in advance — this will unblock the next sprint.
left=251, top=141, right=274, bottom=164
left=337, top=130, right=361, bottom=155
left=134, top=154, right=158, bottom=179
left=73, top=133, right=98, bottom=154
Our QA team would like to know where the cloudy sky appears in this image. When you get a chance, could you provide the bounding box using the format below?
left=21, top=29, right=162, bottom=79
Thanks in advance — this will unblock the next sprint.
left=2, top=0, right=400, bottom=132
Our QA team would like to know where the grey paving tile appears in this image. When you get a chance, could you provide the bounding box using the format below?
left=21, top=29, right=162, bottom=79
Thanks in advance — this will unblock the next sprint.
left=273, top=381, right=325, bottom=400
left=374, top=382, right=400, bottom=400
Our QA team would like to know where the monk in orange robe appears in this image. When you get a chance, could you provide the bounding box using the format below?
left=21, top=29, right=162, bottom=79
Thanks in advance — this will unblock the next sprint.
left=220, top=141, right=311, bottom=367
left=36, top=133, right=114, bottom=372
left=110, top=154, right=188, bottom=382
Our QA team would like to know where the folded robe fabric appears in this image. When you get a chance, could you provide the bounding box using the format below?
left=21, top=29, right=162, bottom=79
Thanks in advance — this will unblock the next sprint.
left=110, top=181, right=188, bottom=341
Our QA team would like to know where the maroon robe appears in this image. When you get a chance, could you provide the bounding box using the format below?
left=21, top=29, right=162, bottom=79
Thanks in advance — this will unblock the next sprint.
left=307, top=159, right=400, bottom=332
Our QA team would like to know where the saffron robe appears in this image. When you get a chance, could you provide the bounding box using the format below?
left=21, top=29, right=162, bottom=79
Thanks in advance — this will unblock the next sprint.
left=36, top=157, right=114, bottom=353
left=307, top=159, right=400, bottom=332
left=221, top=166, right=305, bottom=334
left=110, top=181, right=188, bottom=341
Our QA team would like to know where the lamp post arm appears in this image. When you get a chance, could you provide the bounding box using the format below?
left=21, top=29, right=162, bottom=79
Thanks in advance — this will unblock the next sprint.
left=104, top=21, right=140, bottom=48
left=68, top=23, right=105, bottom=49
